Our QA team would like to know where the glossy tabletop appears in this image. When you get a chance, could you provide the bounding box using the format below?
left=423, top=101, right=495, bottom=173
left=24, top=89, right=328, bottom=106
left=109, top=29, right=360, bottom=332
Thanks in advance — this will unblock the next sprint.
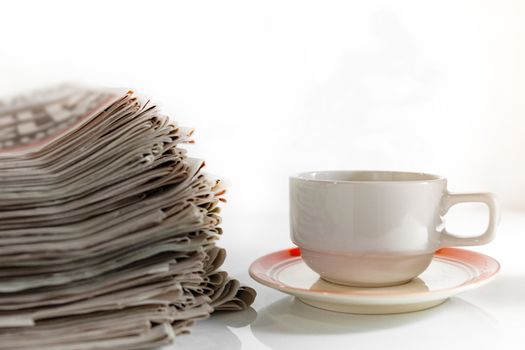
left=170, top=209, right=525, bottom=350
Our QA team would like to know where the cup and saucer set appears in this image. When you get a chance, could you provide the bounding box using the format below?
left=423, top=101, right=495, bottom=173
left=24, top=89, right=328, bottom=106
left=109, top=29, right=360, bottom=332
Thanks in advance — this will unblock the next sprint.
left=249, top=171, right=500, bottom=314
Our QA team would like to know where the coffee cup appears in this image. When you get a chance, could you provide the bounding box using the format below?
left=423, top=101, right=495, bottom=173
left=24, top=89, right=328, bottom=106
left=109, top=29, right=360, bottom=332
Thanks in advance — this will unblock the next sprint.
left=289, top=170, right=499, bottom=287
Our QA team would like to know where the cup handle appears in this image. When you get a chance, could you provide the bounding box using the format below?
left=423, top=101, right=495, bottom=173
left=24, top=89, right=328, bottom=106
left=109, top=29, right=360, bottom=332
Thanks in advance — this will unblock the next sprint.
left=439, top=192, right=500, bottom=248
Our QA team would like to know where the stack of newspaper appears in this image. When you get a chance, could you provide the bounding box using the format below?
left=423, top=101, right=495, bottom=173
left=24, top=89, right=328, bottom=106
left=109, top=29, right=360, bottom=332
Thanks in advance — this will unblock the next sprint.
left=0, top=85, right=255, bottom=349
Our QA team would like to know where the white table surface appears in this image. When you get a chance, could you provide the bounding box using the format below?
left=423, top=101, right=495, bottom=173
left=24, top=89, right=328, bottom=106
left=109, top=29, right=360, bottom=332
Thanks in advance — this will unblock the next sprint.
left=171, top=209, right=525, bottom=350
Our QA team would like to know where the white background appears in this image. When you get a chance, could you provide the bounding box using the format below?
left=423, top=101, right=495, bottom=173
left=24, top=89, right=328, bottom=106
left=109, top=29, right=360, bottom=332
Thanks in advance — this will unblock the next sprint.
left=2, top=2, right=525, bottom=349
left=1, top=0, right=524, bottom=215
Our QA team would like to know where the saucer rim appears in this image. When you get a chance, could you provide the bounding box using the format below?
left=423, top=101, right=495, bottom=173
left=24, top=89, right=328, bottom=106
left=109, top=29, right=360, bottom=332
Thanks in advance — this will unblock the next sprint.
left=249, top=247, right=500, bottom=303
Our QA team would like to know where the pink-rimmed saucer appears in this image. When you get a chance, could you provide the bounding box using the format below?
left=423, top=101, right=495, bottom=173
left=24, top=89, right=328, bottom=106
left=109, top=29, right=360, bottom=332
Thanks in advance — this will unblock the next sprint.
left=249, top=247, right=500, bottom=314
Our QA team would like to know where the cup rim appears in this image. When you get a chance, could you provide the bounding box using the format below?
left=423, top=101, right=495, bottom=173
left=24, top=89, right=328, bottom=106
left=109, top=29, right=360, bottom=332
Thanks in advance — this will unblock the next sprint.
left=290, top=170, right=445, bottom=184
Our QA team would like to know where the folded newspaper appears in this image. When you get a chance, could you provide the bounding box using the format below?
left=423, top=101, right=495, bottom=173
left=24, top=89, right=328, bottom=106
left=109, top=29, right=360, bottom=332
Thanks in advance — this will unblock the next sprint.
left=0, top=85, right=256, bottom=349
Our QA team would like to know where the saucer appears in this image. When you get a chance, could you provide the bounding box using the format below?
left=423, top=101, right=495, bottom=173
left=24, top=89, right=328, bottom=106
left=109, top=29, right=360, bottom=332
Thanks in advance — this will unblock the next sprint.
left=249, top=247, right=499, bottom=314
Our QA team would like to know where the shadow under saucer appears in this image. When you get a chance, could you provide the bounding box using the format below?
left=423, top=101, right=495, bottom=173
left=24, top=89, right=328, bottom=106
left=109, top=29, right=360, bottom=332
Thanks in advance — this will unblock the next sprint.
left=250, top=296, right=499, bottom=350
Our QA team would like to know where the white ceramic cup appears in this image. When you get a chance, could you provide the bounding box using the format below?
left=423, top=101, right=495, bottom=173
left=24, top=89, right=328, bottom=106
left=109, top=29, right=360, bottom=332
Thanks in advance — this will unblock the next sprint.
left=290, top=170, right=500, bottom=287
